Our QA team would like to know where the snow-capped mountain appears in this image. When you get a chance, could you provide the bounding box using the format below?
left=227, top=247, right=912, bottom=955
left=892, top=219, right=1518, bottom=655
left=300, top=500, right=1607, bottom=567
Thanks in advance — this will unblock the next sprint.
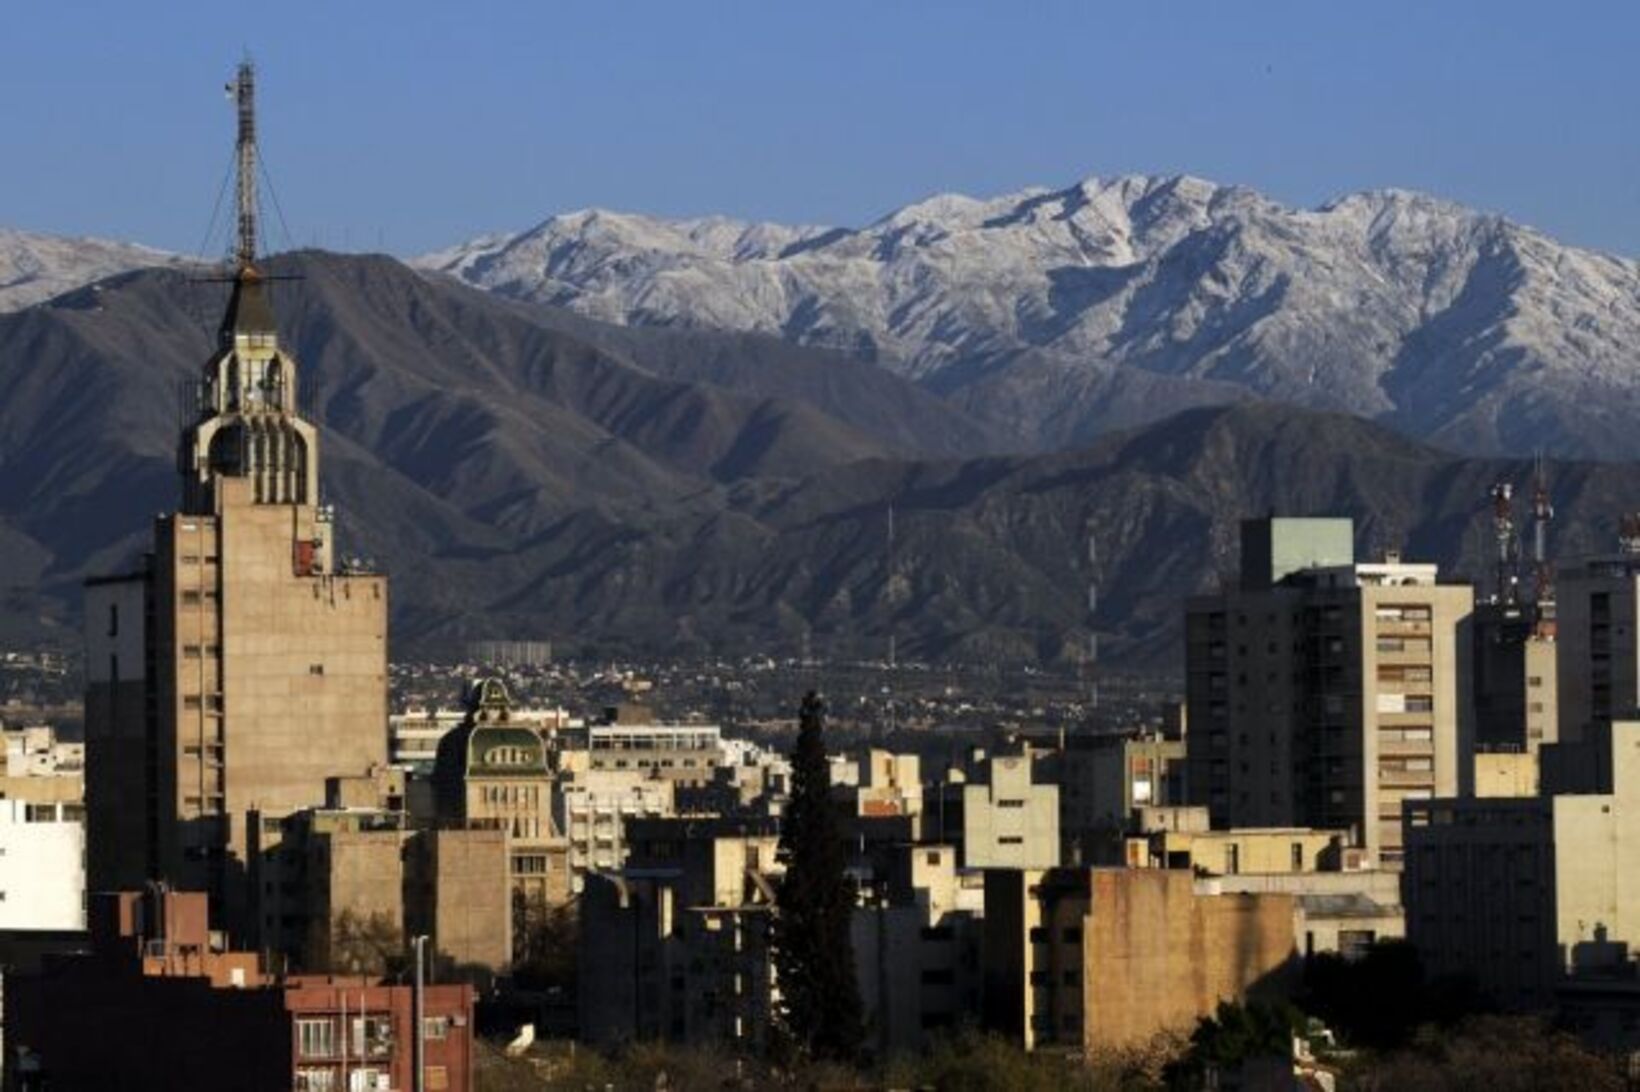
left=417, top=176, right=1640, bottom=457
left=0, top=228, right=184, bottom=311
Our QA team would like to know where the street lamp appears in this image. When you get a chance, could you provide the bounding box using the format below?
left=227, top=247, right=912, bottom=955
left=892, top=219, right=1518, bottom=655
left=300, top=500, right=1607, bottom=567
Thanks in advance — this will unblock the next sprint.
left=412, top=934, right=429, bottom=1092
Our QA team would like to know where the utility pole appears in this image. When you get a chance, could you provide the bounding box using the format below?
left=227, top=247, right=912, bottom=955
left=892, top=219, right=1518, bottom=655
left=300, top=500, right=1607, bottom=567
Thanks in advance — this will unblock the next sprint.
left=412, top=933, right=428, bottom=1092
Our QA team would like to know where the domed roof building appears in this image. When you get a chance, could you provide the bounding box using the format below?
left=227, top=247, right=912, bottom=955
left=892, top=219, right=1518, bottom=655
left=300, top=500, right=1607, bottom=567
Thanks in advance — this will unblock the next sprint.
left=432, top=678, right=573, bottom=916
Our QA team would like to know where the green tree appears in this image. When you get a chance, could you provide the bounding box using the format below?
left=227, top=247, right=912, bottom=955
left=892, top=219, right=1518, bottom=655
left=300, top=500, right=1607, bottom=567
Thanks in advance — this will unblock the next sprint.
left=1165, top=1000, right=1300, bottom=1089
left=771, top=691, right=863, bottom=1063
left=320, top=908, right=406, bottom=977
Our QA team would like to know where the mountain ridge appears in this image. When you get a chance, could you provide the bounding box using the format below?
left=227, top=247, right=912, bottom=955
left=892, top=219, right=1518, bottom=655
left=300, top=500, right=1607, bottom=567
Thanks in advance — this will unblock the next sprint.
left=417, top=173, right=1640, bottom=458
left=5, top=252, right=1640, bottom=667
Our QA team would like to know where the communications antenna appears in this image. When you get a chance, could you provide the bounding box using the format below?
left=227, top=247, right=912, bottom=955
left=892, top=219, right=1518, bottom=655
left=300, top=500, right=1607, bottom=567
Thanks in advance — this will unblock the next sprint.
left=229, top=60, right=258, bottom=269
left=1489, top=482, right=1519, bottom=605
left=1083, top=519, right=1099, bottom=717
left=1529, top=457, right=1555, bottom=609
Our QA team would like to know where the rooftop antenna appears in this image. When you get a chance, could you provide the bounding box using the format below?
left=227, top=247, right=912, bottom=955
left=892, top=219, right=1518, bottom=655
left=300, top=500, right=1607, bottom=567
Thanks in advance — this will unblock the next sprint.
left=1489, top=482, right=1519, bottom=605
left=1083, top=518, right=1099, bottom=721
left=1530, top=456, right=1555, bottom=609
left=229, top=59, right=258, bottom=269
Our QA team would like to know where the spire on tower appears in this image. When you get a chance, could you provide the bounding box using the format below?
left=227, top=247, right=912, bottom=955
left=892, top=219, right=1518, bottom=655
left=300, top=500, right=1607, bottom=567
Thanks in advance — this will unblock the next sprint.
left=231, top=60, right=258, bottom=270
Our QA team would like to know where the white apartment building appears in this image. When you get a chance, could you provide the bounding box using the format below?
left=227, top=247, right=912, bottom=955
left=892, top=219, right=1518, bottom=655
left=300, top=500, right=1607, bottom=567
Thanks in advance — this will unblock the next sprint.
left=0, top=799, right=85, bottom=930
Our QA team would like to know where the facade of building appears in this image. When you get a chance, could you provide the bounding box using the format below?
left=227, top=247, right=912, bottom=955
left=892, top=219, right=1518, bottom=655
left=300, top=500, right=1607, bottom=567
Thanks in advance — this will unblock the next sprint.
left=1474, top=750, right=1539, bottom=797
left=0, top=800, right=85, bottom=932
left=578, top=818, right=782, bottom=1050
left=1404, top=720, right=1640, bottom=1011
left=1186, top=519, right=1474, bottom=867
left=6, top=888, right=475, bottom=1091
left=554, top=770, right=676, bottom=891
left=389, top=701, right=576, bottom=770
left=251, top=802, right=512, bottom=982
left=1473, top=601, right=1558, bottom=754
left=433, top=678, right=574, bottom=913
left=851, top=843, right=984, bottom=1055
left=983, top=868, right=1296, bottom=1052
left=925, top=747, right=1060, bottom=870
left=1047, top=730, right=1188, bottom=863
left=1557, top=549, right=1640, bottom=742
left=83, top=255, right=388, bottom=934
left=580, top=716, right=725, bottom=785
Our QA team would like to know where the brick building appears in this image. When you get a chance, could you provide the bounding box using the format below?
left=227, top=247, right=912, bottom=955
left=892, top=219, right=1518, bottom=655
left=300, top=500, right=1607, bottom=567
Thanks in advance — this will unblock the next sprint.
left=6, top=888, right=474, bottom=1091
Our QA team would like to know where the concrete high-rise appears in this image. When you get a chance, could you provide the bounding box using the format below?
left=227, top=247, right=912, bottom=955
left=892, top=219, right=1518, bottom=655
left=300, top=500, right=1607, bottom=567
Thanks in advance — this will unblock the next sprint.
left=1556, top=534, right=1640, bottom=743
left=1185, top=518, right=1473, bottom=867
left=83, top=63, right=387, bottom=932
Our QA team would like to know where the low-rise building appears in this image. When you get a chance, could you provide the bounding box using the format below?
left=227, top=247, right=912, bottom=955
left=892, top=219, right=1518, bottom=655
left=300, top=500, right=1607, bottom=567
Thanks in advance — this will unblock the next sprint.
left=578, top=710, right=725, bottom=786
left=554, top=770, right=676, bottom=889
left=984, top=868, right=1296, bottom=1051
left=250, top=773, right=512, bottom=982
left=1404, top=719, right=1640, bottom=1015
left=434, top=678, right=574, bottom=913
left=925, top=746, right=1060, bottom=870
left=1046, top=730, right=1188, bottom=864
left=852, top=843, right=984, bottom=1055
left=0, top=800, right=85, bottom=932
left=1123, top=808, right=1400, bottom=959
left=578, top=817, right=782, bottom=1050
left=6, top=887, right=476, bottom=1091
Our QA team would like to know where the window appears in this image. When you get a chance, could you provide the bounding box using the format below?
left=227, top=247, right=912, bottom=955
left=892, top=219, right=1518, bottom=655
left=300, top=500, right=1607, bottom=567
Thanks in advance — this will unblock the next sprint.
left=997, top=836, right=1023, bottom=846
left=424, top=1016, right=449, bottom=1041
left=351, top=1015, right=393, bottom=1057
left=107, top=603, right=119, bottom=637
left=295, top=1070, right=336, bottom=1092
left=1291, top=843, right=1304, bottom=871
left=297, top=1017, right=336, bottom=1058
left=426, top=1067, right=450, bottom=1092
left=997, top=799, right=1026, bottom=809
left=925, top=850, right=941, bottom=865
left=1225, top=845, right=1241, bottom=875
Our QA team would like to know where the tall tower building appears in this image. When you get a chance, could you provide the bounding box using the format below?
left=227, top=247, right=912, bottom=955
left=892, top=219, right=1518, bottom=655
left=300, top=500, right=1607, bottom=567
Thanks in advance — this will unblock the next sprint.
left=84, top=63, right=387, bottom=933
left=1184, top=518, right=1473, bottom=867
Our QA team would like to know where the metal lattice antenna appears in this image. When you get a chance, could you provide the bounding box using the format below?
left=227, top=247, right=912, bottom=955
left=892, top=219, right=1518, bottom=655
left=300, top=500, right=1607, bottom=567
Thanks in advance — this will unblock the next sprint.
left=231, top=60, right=258, bottom=268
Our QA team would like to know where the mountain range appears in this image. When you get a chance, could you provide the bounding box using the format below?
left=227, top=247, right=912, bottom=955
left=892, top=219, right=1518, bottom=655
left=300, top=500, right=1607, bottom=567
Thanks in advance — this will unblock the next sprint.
left=417, top=175, right=1640, bottom=458
left=5, top=251, right=1640, bottom=668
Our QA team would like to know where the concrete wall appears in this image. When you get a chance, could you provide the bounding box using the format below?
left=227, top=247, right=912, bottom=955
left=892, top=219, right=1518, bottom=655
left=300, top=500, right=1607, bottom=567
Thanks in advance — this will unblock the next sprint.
left=960, top=754, right=1059, bottom=870
left=1083, top=870, right=1295, bottom=1050
left=0, top=800, right=85, bottom=930
left=84, top=573, right=153, bottom=894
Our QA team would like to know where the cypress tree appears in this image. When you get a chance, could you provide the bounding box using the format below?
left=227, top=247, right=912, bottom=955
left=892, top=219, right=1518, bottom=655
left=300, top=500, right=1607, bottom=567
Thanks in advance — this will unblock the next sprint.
left=772, top=690, right=863, bottom=1062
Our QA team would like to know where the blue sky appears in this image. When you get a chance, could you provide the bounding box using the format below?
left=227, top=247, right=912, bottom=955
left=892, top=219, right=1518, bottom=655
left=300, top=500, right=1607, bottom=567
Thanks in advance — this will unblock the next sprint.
left=4, top=1, right=1638, bottom=257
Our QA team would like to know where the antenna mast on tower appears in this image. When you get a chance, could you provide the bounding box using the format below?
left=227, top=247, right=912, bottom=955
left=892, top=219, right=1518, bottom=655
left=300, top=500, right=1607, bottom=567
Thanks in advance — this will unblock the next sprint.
left=1530, top=457, right=1555, bottom=609
left=231, top=60, right=258, bottom=269
left=1489, top=482, right=1519, bottom=606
